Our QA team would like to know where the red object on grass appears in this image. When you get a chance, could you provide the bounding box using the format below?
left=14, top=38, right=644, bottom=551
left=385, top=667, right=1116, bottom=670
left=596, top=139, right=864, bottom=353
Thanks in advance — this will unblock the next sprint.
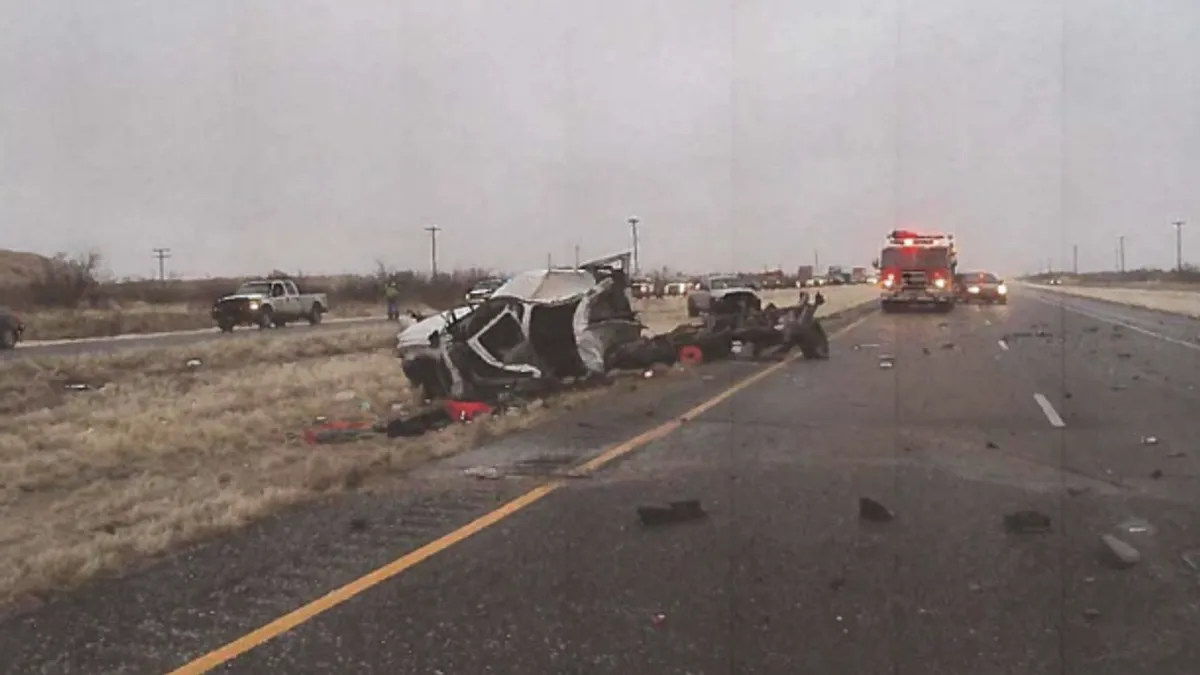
left=678, top=345, right=704, bottom=366
left=444, top=400, right=494, bottom=422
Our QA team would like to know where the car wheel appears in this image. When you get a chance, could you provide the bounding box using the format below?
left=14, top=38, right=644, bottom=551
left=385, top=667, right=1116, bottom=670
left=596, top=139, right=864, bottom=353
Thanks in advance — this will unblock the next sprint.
left=217, top=320, right=235, bottom=333
left=309, top=304, right=324, bottom=325
left=687, top=302, right=699, bottom=318
left=257, top=308, right=274, bottom=329
left=0, top=329, right=16, bottom=349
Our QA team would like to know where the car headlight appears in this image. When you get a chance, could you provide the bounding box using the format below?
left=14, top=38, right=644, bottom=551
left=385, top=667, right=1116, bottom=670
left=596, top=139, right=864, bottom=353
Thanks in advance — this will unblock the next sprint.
left=934, top=278, right=946, bottom=289
left=248, top=301, right=259, bottom=310
left=998, top=284, right=1008, bottom=294
left=968, top=286, right=980, bottom=294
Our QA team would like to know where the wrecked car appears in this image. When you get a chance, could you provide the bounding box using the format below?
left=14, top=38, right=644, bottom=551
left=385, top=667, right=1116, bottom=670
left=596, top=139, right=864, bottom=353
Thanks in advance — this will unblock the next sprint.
left=651, top=289, right=830, bottom=364
left=400, top=253, right=643, bottom=400
left=396, top=304, right=477, bottom=397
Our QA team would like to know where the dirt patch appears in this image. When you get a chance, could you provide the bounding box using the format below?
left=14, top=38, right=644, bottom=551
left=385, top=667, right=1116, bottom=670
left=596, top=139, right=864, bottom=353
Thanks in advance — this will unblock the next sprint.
left=1034, top=284, right=1200, bottom=318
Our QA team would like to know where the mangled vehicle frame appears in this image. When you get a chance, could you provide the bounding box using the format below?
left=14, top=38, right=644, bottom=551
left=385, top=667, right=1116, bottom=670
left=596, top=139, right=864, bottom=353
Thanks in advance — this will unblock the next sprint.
left=400, top=253, right=644, bottom=400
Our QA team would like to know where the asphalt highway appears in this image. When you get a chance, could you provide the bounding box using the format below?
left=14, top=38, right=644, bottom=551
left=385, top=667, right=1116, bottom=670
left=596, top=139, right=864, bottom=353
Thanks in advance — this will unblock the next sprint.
left=5, top=289, right=1200, bottom=674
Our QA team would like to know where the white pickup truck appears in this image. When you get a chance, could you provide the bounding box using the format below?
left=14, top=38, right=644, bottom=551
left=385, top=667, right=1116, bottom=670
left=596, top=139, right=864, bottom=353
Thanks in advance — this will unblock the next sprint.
left=211, top=278, right=329, bottom=331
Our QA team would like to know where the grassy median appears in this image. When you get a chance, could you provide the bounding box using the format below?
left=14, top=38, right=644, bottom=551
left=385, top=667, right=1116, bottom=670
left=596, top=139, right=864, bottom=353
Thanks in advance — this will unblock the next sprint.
left=0, top=287, right=876, bottom=608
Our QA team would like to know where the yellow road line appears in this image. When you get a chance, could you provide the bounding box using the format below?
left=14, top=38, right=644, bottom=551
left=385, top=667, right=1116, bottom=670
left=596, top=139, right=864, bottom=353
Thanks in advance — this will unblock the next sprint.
left=166, top=309, right=875, bottom=674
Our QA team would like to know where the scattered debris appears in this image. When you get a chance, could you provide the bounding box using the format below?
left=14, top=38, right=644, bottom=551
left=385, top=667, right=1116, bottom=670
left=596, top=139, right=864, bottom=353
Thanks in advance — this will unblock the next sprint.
left=304, top=419, right=377, bottom=444
left=185, top=358, right=203, bottom=370
left=941, top=342, right=955, bottom=350
left=1067, top=486, right=1090, bottom=497
left=1117, top=352, right=1132, bottom=359
left=1180, top=549, right=1200, bottom=574
left=922, top=347, right=932, bottom=356
left=463, top=466, right=502, bottom=480
left=1117, top=518, right=1155, bottom=536
left=1099, top=534, right=1140, bottom=569
left=829, top=576, right=846, bottom=591
left=1111, top=384, right=1127, bottom=391
left=1167, top=450, right=1187, bottom=459
left=1004, top=510, right=1051, bottom=534
left=986, top=441, right=999, bottom=449
left=637, top=499, right=708, bottom=526
left=1084, top=326, right=1099, bottom=333
left=858, top=497, right=894, bottom=523
left=348, top=517, right=369, bottom=532
left=1082, top=608, right=1101, bottom=621
left=1151, top=469, right=1164, bottom=479
left=651, top=612, right=667, bottom=627
left=63, top=382, right=92, bottom=392
left=878, top=355, right=895, bottom=369
left=1141, top=436, right=1159, bottom=445
left=333, top=390, right=357, bottom=402
left=385, top=406, right=451, bottom=437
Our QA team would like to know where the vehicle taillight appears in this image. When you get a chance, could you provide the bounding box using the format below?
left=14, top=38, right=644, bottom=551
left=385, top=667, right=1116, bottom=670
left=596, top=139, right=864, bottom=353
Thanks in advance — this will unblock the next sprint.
left=881, top=269, right=898, bottom=288
left=930, top=269, right=948, bottom=289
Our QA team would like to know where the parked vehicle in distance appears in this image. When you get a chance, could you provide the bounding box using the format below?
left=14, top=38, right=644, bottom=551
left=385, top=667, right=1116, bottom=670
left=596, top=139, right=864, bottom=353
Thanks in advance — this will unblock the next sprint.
left=465, top=277, right=506, bottom=305
left=663, top=280, right=690, bottom=296
left=211, top=278, right=329, bottom=331
left=687, top=275, right=759, bottom=317
left=631, top=278, right=656, bottom=299
left=0, top=307, right=25, bottom=349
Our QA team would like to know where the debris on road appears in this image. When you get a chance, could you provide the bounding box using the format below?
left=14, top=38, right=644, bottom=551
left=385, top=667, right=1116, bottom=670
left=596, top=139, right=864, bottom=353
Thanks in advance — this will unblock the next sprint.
left=1099, top=534, right=1141, bottom=569
left=878, top=354, right=895, bottom=369
left=1117, top=518, right=1155, bottom=536
left=1141, top=436, right=1159, bottom=445
left=304, top=419, right=378, bottom=445
left=463, top=466, right=502, bottom=480
left=1167, top=451, right=1187, bottom=458
left=185, top=357, right=203, bottom=370
left=1067, top=486, right=1091, bottom=497
left=637, top=499, right=708, bottom=527
left=858, top=497, right=894, bottom=523
left=1151, top=469, right=1164, bottom=479
left=1083, top=608, right=1102, bottom=621
left=1117, top=352, right=1132, bottom=359
left=1004, top=510, right=1051, bottom=534
left=986, top=440, right=999, bottom=449
left=941, top=342, right=955, bottom=350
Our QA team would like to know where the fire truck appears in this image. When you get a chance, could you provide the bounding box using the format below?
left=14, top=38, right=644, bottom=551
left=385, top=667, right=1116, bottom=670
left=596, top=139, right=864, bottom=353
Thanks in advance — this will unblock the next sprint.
left=876, top=229, right=958, bottom=313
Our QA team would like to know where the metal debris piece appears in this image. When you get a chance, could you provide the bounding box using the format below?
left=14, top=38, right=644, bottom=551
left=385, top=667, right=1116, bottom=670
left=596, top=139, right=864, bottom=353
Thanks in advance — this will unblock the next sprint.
left=1117, top=518, right=1155, bottom=536
left=348, top=517, right=369, bottom=532
left=463, top=466, right=502, bottom=480
left=859, top=497, right=893, bottom=523
left=1099, top=534, right=1140, bottom=569
left=922, top=347, right=932, bottom=356
left=637, top=499, right=708, bottom=527
left=1066, top=486, right=1090, bottom=497
left=941, top=342, right=955, bottom=350
left=1167, top=451, right=1187, bottom=459
left=986, top=441, right=999, bottom=449
left=63, top=382, right=91, bottom=391
left=185, top=358, right=203, bottom=370
left=1082, top=608, right=1101, bottom=621
left=1141, top=436, right=1159, bottom=445
left=1180, top=549, right=1200, bottom=573
left=1084, top=326, right=1099, bottom=333
left=1004, top=510, right=1051, bottom=534
left=1117, top=352, right=1132, bottom=359
left=878, top=354, right=895, bottom=369
left=1151, top=469, right=1164, bottom=479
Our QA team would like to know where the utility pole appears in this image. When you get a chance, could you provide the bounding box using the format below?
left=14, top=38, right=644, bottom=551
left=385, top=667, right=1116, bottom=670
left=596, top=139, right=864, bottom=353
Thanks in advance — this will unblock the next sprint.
left=152, top=248, right=171, bottom=281
left=814, top=249, right=820, bottom=271
left=546, top=252, right=553, bottom=270
left=1073, top=244, right=1078, bottom=274
left=1173, top=220, right=1185, bottom=272
left=424, top=225, right=441, bottom=278
left=574, top=244, right=580, bottom=269
left=1118, top=236, right=1125, bottom=273
left=628, top=216, right=640, bottom=276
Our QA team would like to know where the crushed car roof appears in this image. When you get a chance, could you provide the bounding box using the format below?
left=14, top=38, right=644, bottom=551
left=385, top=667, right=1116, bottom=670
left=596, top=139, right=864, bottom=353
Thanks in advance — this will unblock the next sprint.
left=491, top=269, right=601, bottom=303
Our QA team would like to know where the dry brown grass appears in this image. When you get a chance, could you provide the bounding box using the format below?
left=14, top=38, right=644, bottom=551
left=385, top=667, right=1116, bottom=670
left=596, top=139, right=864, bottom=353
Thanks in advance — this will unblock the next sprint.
left=18, top=302, right=383, bottom=342
left=0, top=321, right=617, bottom=606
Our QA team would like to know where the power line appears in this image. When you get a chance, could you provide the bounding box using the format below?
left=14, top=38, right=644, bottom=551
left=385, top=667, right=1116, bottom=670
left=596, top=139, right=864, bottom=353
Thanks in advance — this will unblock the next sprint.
left=152, top=248, right=172, bottom=281
left=424, top=225, right=441, bottom=278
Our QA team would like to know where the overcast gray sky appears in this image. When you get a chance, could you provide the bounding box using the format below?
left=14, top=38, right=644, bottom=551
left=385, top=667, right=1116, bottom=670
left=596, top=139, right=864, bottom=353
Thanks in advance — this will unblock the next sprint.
left=2, top=1, right=1197, bottom=279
